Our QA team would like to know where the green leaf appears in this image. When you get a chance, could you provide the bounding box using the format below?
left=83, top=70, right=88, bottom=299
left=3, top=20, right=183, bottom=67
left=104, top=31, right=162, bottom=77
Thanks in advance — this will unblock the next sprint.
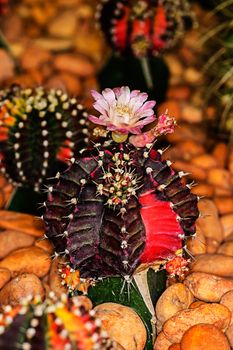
left=87, top=269, right=166, bottom=350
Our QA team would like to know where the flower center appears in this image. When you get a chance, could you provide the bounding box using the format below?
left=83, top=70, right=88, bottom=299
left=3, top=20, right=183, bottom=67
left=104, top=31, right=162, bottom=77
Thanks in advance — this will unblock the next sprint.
left=115, top=105, right=131, bottom=117
left=96, top=152, right=141, bottom=209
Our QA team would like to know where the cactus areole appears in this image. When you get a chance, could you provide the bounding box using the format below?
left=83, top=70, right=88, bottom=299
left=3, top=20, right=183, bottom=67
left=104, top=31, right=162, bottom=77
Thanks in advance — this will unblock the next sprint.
left=0, top=85, right=89, bottom=192
left=44, top=87, right=199, bottom=283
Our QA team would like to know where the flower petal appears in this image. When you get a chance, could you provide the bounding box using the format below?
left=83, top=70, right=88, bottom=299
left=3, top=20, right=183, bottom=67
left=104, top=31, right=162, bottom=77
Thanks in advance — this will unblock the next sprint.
left=113, top=87, right=121, bottom=98
left=136, top=100, right=156, bottom=114
left=117, top=86, right=131, bottom=105
left=93, top=98, right=110, bottom=114
left=91, top=89, right=103, bottom=101
left=102, top=88, right=116, bottom=106
left=138, top=100, right=156, bottom=111
left=93, top=102, right=108, bottom=116
left=128, top=126, right=143, bottom=134
left=136, top=109, right=155, bottom=118
left=130, top=90, right=140, bottom=98
left=88, top=115, right=108, bottom=126
left=134, top=115, right=156, bottom=126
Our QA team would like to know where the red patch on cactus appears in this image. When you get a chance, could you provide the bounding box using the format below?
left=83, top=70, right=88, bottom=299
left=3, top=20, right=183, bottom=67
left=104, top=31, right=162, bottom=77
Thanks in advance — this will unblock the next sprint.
left=114, top=4, right=130, bottom=51
left=139, top=192, right=182, bottom=262
left=152, top=5, right=168, bottom=52
left=56, top=141, right=73, bottom=163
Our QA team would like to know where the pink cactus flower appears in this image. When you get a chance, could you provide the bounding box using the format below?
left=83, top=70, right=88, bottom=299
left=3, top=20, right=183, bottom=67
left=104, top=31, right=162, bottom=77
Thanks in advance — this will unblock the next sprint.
left=88, top=86, right=156, bottom=135
left=155, top=113, right=176, bottom=135
left=130, top=111, right=176, bottom=147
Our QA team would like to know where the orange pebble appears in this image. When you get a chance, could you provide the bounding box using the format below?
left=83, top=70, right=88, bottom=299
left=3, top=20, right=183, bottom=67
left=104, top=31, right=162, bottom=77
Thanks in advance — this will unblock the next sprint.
left=191, top=183, right=214, bottom=197
left=191, top=154, right=217, bottom=169
left=168, top=344, right=181, bottom=350
left=189, top=301, right=206, bottom=309
left=214, top=197, right=233, bottom=215
left=180, top=324, right=231, bottom=350
left=212, top=143, right=228, bottom=168
left=172, top=161, right=207, bottom=181
left=208, top=168, right=232, bottom=191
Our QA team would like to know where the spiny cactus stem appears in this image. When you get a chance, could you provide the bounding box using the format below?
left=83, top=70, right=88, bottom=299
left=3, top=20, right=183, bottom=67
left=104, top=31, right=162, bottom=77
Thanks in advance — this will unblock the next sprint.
left=183, top=245, right=196, bottom=260
left=4, top=187, right=17, bottom=208
left=0, top=29, right=12, bottom=54
left=139, top=57, right=154, bottom=90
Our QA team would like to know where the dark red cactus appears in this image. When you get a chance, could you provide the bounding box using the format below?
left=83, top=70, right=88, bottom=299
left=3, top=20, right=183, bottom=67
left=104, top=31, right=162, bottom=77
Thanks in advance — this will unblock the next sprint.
left=96, top=0, right=194, bottom=57
left=43, top=142, right=199, bottom=280
left=43, top=86, right=199, bottom=281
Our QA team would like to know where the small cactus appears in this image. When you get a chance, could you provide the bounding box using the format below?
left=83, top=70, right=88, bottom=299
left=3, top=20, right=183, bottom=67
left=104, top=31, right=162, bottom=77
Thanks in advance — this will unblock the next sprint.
left=0, top=293, right=117, bottom=350
left=96, top=0, right=194, bottom=57
left=43, top=87, right=199, bottom=281
left=43, top=86, right=199, bottom=348
left=0, top=85, right=89, bottom=192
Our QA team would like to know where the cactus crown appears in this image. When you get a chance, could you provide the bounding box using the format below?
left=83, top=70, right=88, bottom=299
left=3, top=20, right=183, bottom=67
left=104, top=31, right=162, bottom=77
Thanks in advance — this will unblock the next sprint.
left=0, top=293, right=116, bottom=350
left=0, top=85, right=89, bottom=191
left=43, top=87, right=199, bottom=283
left=96, top=0, right=195, bottom=57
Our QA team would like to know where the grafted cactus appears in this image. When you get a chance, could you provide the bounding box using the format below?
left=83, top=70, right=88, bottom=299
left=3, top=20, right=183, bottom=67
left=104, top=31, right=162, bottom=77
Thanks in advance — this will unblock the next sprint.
left=43, top=87, right=199, bottom=349
left=43, top=86, right=199, bottom=279
left=96, top=0, right=194, bottom=57
left=0, top=85, right=89, bottom=192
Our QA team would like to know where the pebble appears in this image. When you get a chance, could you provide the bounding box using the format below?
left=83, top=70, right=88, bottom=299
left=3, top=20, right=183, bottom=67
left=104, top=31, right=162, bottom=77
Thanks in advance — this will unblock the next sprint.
left=20, top=45, right=52, bottom=70
left=54, top=54, right=95, bottom=77
left=0, top=211, right=44, bottom=237
left=0, top=230, right=35, bottom=259
left=0, top=268, right=11, bottom=290
left=49, top=11, right=77, bottom=38
left=0, top=273, right=44, bottom=306
left=95, top=303, right=147, bottom=350
left=0, top=246, right=51, bottom=278
left=0, top=49, right=14, bottom=83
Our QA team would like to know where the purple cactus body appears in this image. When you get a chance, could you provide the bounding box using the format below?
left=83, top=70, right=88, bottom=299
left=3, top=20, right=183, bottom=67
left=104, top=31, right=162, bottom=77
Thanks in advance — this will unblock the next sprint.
left=44, top=141, right=199, bottom=279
